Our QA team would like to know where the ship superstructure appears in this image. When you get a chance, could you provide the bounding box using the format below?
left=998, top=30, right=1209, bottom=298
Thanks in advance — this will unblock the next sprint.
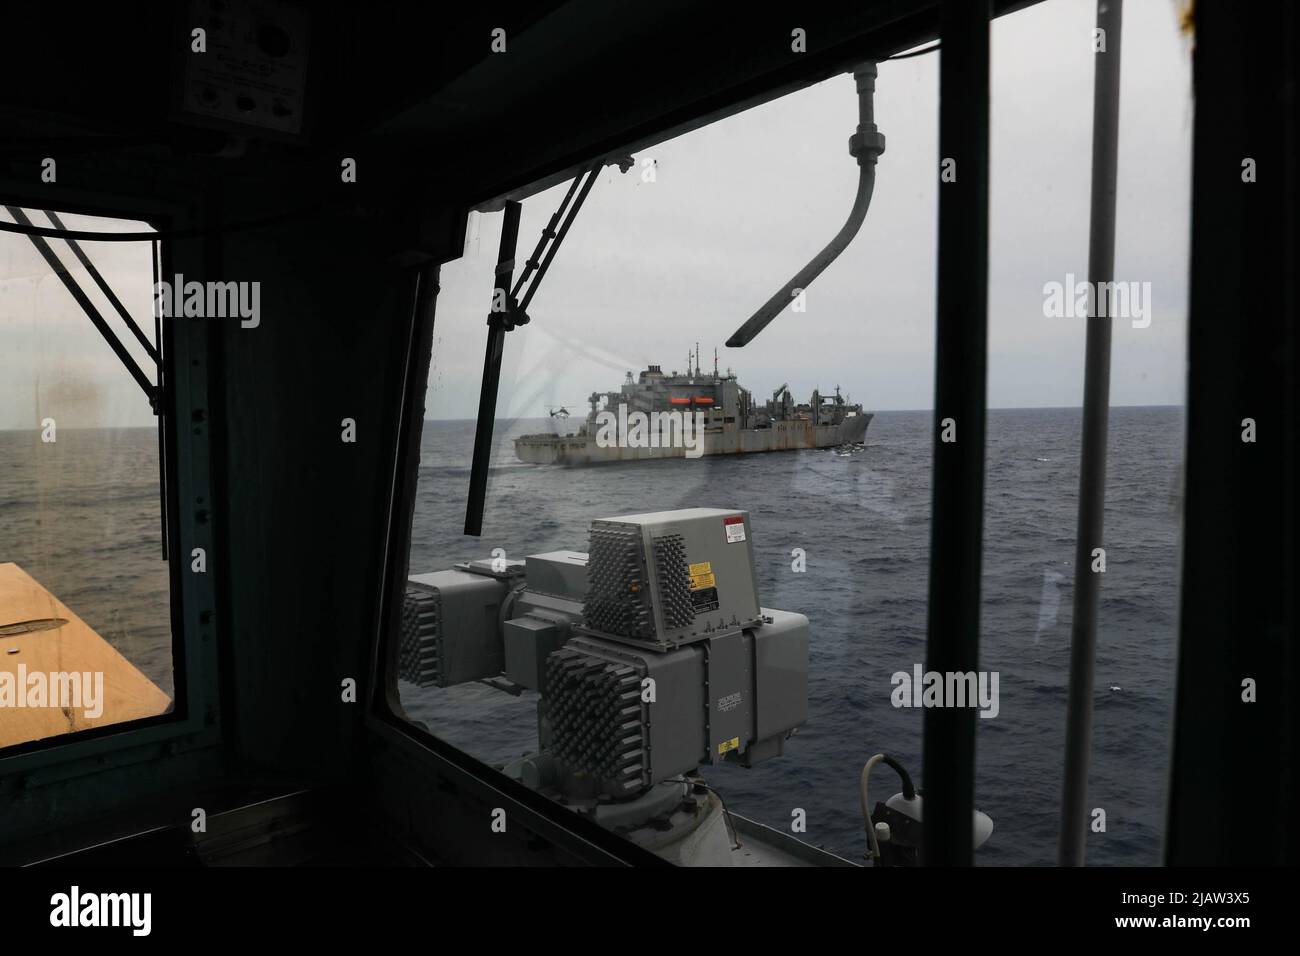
left=515, top=352, right=871, bottom=465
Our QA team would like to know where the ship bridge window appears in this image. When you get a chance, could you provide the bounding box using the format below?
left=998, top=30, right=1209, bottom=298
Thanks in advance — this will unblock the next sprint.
left=0, top=206, right=174, bottom=751
left=389, top=0, right=1190, bottom=867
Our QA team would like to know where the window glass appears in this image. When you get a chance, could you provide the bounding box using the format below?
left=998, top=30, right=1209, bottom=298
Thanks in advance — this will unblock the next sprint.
left=397, top=0, right=1190, bottom=866
left=0, top=208, right=173, bottom=750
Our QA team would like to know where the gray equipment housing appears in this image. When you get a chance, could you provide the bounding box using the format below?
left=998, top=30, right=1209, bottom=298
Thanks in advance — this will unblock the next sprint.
left=401, top=569, right=513, bottom=688
left=582, top=508, right=764, bottom=649
left=542, top=610, right=808, bottom=797
left=397, top=510, right=808, bottom=802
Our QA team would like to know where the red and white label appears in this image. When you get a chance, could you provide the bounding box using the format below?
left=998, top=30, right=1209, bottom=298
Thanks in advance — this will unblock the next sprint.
left=723, top=515, right=746, bottom=543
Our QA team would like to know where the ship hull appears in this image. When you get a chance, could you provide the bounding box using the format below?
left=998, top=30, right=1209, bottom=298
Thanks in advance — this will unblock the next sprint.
left=515, top=412, right=872, bottom=465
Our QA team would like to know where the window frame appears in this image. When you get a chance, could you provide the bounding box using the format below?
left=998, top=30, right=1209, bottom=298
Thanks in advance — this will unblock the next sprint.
left=0, top=189, right=222, bottom=776
left=359, top=264, right=668, bottom=865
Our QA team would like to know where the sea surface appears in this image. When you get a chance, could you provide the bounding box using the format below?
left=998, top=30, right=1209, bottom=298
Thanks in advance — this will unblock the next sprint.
left=0, top=428, right=173, bottom=699
left=403, top=407, right=1184, bottom=866
left=0, top=407, right=1183, bottom=866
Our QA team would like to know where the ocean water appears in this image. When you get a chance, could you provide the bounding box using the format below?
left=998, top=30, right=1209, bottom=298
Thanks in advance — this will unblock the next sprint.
left=403, top=407, right=1184, bottom=866
left=0, top=408, right=1184, bottom=866
left=0, top=428, right=173, bottom=699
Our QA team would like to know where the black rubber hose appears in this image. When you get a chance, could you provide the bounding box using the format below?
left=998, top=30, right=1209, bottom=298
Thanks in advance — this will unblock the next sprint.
left=881, top=754, right=916, bottom=800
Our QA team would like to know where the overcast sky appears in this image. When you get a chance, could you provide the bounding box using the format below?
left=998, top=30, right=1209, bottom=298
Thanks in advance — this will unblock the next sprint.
left=0, top=0, right=1192, bottom=430
left=0, top=212, right=156, bottom=430
left=435, top=0, right=1192, bottom=420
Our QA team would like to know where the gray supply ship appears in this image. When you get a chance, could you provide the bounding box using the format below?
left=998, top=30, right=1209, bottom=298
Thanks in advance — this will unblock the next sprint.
left=515, top=354, right=872, bottom=465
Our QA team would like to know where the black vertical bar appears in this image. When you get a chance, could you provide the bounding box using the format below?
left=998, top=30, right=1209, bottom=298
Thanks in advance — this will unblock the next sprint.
left=1166, top=0, right=1298, bottom=865
left=922, top=0, right=989, bottom=867
left=153, top=237, right=168, bottom=561
left=464, top=201, right=522, bottom=537
left=375, top=261, right=440, bottom=706
left=1059, top=0, right=1123, bottom=867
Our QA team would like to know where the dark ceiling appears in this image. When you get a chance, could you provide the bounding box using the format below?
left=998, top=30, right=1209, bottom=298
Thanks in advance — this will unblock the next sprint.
left=0, top=0, right=1042, bottom=213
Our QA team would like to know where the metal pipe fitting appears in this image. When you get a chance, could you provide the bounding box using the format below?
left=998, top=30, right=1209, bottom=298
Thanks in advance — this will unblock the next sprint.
left=727, top=62, right=885, bottom=348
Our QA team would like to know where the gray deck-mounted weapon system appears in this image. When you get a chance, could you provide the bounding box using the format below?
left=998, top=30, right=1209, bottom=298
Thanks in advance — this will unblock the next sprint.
left=399, top=508, right=811, bottom=862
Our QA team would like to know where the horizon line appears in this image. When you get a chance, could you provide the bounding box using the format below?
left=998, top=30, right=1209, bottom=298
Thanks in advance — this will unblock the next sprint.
left=422, top=402, right=1186, bottom=421
left=0, top=402, right=1186, bottom=432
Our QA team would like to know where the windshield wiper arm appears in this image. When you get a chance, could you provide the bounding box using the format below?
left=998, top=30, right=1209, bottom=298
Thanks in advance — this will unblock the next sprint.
left=5, top=204, right=158, bottom=410
left=463, top=162, right=603, bottom=537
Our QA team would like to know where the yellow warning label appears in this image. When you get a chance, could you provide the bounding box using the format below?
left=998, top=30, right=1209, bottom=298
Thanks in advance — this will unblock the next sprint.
left=718, top=736, right=740, bottom=755
left=688, top=561, right=715, bottom=590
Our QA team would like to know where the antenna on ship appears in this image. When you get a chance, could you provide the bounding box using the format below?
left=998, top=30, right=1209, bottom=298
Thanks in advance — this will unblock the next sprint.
left=714, top=347, right=718, bottom=379
left=694, top=342, right=700, bottom=377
